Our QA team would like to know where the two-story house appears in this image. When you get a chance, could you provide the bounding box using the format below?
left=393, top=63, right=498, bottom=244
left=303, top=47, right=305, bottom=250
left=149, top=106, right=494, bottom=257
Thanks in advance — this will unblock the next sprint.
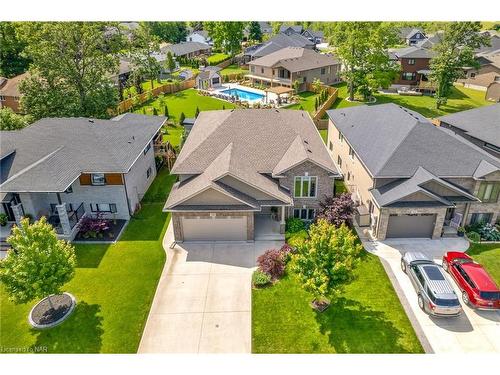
left=247, top=47, right=341, bottom=91
left=186, top=30, right=212, bottom=45
left=390, top=46, right=436, bottom=91
left=243, top=33, right=315, bottom=63
left=163, top=109, right=339, bottom=242
left=398, top=27, right=427, bottom=45
left=438, top=104, right=500, bottom=158
left=0, top=113, right=166, bottom=241
left=326, top=104, right=500, bottom=240
left=0, top=72, right=28, bottom=113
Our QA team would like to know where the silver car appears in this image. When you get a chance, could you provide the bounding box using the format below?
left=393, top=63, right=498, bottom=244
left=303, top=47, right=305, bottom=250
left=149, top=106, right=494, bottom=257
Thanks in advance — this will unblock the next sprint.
left=401, top=252, right=462, bottom=317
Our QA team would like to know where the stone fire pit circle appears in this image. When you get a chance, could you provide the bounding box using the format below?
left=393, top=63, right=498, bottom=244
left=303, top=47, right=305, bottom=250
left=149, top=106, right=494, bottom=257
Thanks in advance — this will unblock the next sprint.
left=28, top=292, right=76, bottom=329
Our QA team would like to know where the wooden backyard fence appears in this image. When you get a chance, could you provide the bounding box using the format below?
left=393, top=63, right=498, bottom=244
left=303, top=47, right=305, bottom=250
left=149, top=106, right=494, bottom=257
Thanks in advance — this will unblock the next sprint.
left=305, top=83, right=338, bottom=129
left=116, top=79, right=196, bottom=113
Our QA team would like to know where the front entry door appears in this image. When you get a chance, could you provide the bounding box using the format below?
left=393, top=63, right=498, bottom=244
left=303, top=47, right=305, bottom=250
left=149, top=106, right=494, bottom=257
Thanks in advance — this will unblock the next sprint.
left=2, top=201, right=15, bottom=221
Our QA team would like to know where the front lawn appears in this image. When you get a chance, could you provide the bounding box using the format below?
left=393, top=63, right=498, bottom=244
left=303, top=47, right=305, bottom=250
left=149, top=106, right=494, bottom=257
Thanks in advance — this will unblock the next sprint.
left=135, top=88, right=236, bottom=123
left=252, top=250, right=423, bottom=353
left=467, top=243, right=500, bottom=285
left=0, top=169, right=175, bottom=353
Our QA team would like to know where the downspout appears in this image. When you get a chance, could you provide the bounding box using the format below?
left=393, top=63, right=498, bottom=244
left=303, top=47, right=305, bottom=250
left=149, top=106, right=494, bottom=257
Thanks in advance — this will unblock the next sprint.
left=123, top=176, right=132, bottom=217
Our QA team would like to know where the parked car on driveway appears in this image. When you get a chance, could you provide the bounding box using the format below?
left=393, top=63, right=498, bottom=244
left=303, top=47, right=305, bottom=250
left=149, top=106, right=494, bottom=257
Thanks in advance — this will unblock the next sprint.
left=442, top=251, right=500, bottom=310
left=401, top=252, right=462, bottom=317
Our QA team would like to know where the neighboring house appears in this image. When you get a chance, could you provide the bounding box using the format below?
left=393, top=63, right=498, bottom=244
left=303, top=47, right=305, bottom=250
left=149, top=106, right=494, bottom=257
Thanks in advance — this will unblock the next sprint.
left=326, top=103, right=500, bottom=240
left=243, top=32, right=315, bottom=62
left=486, top=80, right=500, bottom=102
left=247, top=47, right=341, bottom=90
left=438, top=104, right=500, bottom=158
left=0, top=114, right=166, bottom=241
left=456, top=54, right=500, bottom=101
left=161, top=42, right=212, bottom=59
left=390, top=46, right=436, bottom=91
left=414, top=31, right=444, bottom=49
left=280, top=25, right=304, bottom=35
left=196, top=66, right=222, bottom=89
left=0, top=72, right=28, bottom=113
left=301, top=29, right=324, bottom=44
left=163, top=109, right=339, bottom=242
left=186, top=30, right=212, bottom=45
left=398, top=27, right=427, bottom=45
left=258, top=21, right=273, bottom=36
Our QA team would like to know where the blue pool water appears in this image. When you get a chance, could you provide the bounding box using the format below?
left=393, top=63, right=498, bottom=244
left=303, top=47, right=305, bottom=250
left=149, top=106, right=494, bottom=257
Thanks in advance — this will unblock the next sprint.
left=221, top=88, right=264, bottom=101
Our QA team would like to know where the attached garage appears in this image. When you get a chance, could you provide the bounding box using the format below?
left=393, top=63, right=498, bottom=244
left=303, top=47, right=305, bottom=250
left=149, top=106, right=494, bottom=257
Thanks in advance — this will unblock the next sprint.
left=181, top=215, right=247, bottom=241
left=386, top=214, right=436, bottom=238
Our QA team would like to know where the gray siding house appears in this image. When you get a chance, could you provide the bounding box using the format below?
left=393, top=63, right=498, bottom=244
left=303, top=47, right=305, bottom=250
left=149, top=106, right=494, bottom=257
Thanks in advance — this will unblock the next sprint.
left=327, top=104, right=500, bottom=240
left=0, top=114, right=166, bottom=241
left=164, top=109, right=339, bottom=242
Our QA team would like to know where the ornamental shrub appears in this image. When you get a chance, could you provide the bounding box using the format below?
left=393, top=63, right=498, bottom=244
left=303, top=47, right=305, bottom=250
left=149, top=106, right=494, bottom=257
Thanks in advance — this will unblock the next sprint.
left=286, top=217, right=305, bottom=233
left=478, top=223, right=500, bottom=241
left=252, top=269, right=271, bottom=287
left=467, top=231, right=481, bottom=243
left=257, top=249, right=285, bottom=280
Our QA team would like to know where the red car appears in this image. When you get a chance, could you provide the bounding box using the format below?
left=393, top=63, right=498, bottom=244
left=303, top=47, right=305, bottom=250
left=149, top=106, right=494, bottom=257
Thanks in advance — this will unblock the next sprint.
left=442, top=252, right=500, bottom=309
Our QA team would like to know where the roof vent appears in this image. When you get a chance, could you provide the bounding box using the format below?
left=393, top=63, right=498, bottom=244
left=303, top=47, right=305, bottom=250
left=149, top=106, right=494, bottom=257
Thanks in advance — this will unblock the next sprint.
left=307, top=149, right=312, bottom=153
left=88, top=119, right=94, bottom=123
left=304, top=140, right=309, bottom=144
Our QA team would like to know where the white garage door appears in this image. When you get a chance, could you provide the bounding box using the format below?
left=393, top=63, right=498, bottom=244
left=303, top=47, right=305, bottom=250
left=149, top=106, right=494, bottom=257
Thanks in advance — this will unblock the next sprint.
left=181, top=216, right=247, bottom=241
left=386, top=214, right=436, bottom=238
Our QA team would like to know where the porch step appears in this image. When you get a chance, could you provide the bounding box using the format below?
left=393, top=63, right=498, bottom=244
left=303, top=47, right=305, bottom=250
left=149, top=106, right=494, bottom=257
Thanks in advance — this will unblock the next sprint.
left=255, top=234, right=285, bottom=241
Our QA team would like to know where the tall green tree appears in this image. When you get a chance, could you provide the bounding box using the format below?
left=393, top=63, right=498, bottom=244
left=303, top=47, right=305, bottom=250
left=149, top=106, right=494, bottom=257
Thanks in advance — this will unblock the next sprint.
left=328, top=22, right=399, bottom=101
left=430, top=22, right=490, bottom=108
left=0, top=22, right=31, bottom=77
left=204, top=22, right=245, bottom=55
left=130, top=24, right=162, bottom=91
left=0, top=108, right=32, bottom=130
left=291, top=220, right=362, bottom=308
left=248, top=21, right=262, bottom=42
left=145, top=22, right=188, bottom=43
left=17, top=22, right=122, bottom=120
left=0, top=217, right=76, bottom=307
left=166, top=51, right=176, bottom=73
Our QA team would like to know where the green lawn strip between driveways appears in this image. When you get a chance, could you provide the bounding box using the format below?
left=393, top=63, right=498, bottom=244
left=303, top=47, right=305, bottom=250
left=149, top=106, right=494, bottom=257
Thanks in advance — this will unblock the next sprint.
left=0, top=169, right=175, bottom=353
left=252, top=246, right=424, bottom=353
left=467, top=243, right=500, bottom=285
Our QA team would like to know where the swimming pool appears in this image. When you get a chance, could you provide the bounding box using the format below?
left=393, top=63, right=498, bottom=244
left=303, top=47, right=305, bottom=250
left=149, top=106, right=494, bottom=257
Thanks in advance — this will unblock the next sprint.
left=220, top=88, right=264, bottom=101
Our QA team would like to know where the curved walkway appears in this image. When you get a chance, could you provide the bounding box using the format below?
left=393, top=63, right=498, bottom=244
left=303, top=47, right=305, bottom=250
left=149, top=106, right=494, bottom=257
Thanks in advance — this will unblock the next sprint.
left=138, top=222, right=283, bottom=353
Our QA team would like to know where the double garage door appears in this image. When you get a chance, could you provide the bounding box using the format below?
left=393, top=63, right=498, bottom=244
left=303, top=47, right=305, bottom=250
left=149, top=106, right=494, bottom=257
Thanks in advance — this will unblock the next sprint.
left=181, top=216, right=247, bottom=241
left=386, top=214, right=436, bottom=238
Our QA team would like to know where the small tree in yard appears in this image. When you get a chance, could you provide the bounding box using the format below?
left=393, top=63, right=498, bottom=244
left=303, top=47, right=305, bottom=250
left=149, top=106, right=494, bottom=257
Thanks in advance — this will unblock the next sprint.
left=293, top=80, right=301, bottom=94
left=257, top=249, right=285, bottom=280
left=291, top=219, right=362, bottom=310
left=195, top=106, right=200, bottom=118
left=0, top=217, right=76, bottom=308
left=317, top=193, right=355, bottom=227
left=164, top=105, right=169, bottom=117
left=312, top=78, right=322, bottom=94
left=179, top=112, right=185, bottom=125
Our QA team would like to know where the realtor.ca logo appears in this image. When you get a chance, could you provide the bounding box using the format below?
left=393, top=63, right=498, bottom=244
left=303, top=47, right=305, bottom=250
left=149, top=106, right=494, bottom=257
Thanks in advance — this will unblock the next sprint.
left=0, top=346, right=48, bottom=353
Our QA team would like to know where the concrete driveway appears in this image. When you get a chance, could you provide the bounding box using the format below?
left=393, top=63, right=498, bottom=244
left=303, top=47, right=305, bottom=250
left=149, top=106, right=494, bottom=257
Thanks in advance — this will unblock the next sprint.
left=362, top=236, right=500, bottom=353
left=138, top=222, right=283, bottom=353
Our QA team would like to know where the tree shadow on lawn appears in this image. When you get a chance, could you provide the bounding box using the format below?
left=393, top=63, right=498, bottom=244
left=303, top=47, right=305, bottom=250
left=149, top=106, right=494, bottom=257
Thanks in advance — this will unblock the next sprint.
left=32, top=301, right=104, bottom=353
left=315, top=297, right=413, bottom=353
left=74, top=245, right=110, bottom=268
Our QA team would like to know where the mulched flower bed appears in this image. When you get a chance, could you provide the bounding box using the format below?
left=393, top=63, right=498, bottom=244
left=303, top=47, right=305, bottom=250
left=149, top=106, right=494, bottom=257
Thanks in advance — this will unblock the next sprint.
left=29, top=293, right=76, bottom=328
left=75, top=219, right=127, bottom=242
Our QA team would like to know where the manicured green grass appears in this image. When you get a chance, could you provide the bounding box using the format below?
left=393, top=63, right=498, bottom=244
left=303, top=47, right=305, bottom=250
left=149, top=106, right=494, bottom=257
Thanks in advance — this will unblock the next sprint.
left=124, top=79, right=176, bottom=98
left=220, top=64, right=249, bottom=76
left=162, top=124, right=184, bottom=148
left=135, top=88, right=236, bottom=123
left=330, top=82, right=491, bottom=118
left=207, top=53, right=230, bottom=65
left=467, top=243, right=500, bottom=285
left=0, top=170, right=176, bottom=353
left=285, top=91, right=318, bottom=114
left=319, top=129, right=327, bottom=143
left=252, top=251, right=424, bottom=353
left=373, top=85, right=492, bottom=118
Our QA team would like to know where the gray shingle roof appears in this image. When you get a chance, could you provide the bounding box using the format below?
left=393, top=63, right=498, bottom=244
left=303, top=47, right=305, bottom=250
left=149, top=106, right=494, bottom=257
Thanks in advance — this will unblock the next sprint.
left=280, top=25, right=303, bottom=34
left=392, top=46, right=436, bottom=59
left=245, top=33, right=315, bottom=59
left=249, top=47, right=339, bottom=72
left=438, top=104, right=500, bottom=148
left=161, top=42, right=211, bottom=57
left=0, top=114, right=166, bottom=192
left=371, top=167, right=477, bottom=207
left=327, top=103, right=500, bottom=178
left=165, top=109, right=338, bottom=210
